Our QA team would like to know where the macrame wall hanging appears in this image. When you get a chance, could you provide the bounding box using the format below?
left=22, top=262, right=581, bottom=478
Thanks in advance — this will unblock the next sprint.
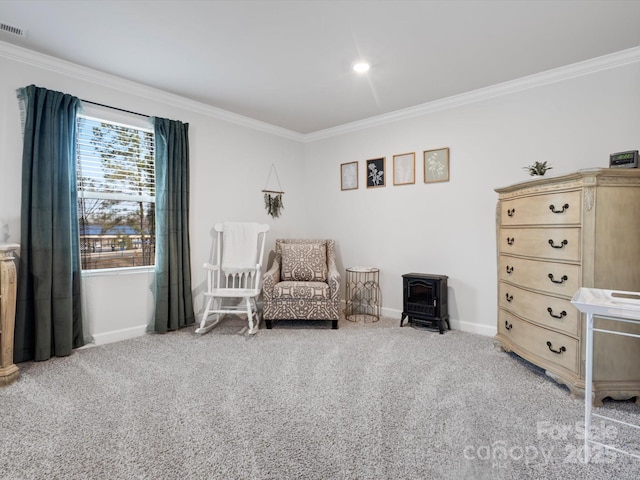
left=262, top=164, right=285, bottom=218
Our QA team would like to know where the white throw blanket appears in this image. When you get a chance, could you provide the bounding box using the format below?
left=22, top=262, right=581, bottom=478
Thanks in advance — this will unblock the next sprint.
left=221, top=222, right=260, bottom=274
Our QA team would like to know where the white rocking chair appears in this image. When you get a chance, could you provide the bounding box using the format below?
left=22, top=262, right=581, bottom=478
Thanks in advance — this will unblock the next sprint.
left=195, top=222, right=270, bottom=335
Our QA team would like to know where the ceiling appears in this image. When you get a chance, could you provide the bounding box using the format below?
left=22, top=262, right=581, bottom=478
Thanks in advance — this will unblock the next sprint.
left=1, top=0, right=639, bottom=134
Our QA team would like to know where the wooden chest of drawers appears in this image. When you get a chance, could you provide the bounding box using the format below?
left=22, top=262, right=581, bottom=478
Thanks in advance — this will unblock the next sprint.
left=0, top=244, right=19, bottom=386
left=495, top=169, right=640, bottom=405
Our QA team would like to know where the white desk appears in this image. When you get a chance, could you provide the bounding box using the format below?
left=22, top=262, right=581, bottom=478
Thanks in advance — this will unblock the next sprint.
left=571, top=288, right=640, bottom=463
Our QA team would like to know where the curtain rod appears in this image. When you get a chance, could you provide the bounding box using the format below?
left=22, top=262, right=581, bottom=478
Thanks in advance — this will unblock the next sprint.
left=80, top=99, right=150, bottom=118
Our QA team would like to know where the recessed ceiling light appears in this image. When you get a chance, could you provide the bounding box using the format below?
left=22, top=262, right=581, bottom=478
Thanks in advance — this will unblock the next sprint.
left=353, top=62, right=370, bottom=74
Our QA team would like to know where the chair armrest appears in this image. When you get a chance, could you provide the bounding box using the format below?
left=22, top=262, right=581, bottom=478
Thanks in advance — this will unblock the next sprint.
left=262, top=258, right=281, bottom=299
left=254, top=262, right=264, bottom=289
left=327, top=258, right=341, bottom=302
left=203, top=262, right=220, bottom=291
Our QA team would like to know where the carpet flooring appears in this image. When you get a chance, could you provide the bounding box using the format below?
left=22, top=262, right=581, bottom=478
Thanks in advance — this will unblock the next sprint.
left=1, top=316, right=639, bottom=479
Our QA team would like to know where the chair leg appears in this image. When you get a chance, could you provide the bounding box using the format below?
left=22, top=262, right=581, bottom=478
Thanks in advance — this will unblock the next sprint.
left=332, top=320, right=338, bottom=329
left=202, top=297, right=213, bottom=323
left=246, top=297, right=258, bottom=334
left=195, top=297, right=221, bottom=334
left=265, top=319, right=273, bottom=329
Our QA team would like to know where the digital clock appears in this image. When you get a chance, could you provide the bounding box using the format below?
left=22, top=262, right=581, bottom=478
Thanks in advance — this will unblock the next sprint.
left=609, top=150, right=638, bottom=168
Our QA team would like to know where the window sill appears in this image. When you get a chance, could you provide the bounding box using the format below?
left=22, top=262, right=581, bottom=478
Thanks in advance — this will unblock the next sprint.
left=81, top=265, right=155, bottom=277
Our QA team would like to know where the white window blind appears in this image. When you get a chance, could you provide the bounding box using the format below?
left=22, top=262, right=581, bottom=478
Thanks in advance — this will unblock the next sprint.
left=76, top=115, right=155, bottom=202
left=76, top=113, right=156, bottom=270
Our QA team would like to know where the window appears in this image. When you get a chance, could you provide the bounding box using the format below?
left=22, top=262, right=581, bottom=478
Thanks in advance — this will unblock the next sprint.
left=76, top=114, right=155, bottom=270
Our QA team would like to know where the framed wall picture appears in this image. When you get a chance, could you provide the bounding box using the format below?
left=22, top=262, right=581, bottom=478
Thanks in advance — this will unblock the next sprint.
left=393, top=152, right=415, bottom=185
left=366, top=157, right=386, bottom=188
left=424, top=147, right=450, bottom=183
left=340, top=161, right=358, bottom=190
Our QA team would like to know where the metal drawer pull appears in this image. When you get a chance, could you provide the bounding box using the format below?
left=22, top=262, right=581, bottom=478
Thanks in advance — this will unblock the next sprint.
left=548, top=239, right=568, bottom=249
left=506, top=266, right=514, bottom=274
left=506, top=237, right=515, bottom=245
left=546, top=341, right=566, bottom=354
left=548, top=273, right=568, bottom=284
left=549, top=203, right=569, bottom=214
left=505, top=293, right=513, bottom=302
left=505, top=321, right=512, bottom=330
left=547, top=307, right=567, bottom=319
left=507, top=208, right=515, bottom=217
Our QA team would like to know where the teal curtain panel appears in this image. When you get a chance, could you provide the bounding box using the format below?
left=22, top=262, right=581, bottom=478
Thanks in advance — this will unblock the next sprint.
left=152, top=117, right=195, bottom=332
left=14, top=85, right=84, bottom=362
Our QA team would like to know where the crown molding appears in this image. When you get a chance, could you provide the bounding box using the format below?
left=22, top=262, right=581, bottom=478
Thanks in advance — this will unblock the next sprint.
left=3, top=40, right=639, bottom=145
left=0, top=40, right=305, bottom=142
left=303, top=46, right=640, bottom=143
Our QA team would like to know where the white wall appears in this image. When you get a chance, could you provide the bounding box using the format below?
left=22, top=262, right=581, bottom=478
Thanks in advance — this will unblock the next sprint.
left=304, top=59, right=640, bottom=335
left=0, top=44, right=308, bottom=345
left=2, top=41, right=639, bottom=343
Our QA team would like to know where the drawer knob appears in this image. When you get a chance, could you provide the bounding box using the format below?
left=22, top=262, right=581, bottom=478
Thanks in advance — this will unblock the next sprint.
left=505, top=293, right=513, bottom=302
left=548, top=273, right=568, bottom=284
left=549, top=203, right=569, bottom=214
left=547, top=307, right=567, bottom=319
left=505, top=320, right=512, bottom=330
left=548, top=239, right=568, bottom=249
left=546, top=341, right=566, bottom=354
left=506, top=237, right=515, bottom=246
left=507, top=208, right=516, bottom=217
left=506, top=266, right=514, bottom=274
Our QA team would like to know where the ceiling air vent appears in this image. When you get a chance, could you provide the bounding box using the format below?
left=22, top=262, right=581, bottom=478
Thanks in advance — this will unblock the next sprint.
left=0, top=22, right=26, bottom=37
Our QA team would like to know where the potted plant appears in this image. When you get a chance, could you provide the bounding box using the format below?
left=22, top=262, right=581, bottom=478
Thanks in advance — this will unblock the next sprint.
left=524, top=161, right=552, bottom=176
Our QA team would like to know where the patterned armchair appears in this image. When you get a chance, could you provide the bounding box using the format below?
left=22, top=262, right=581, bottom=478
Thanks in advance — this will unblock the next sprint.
left=263, top=239, right=340, bottom=329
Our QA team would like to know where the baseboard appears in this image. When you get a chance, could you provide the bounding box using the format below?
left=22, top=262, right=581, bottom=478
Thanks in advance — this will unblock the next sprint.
left=91, top=325, right=148, bottom=346
left=379, top=307, right=402, bottom=321
left=381, top=306, right=496, bottom=337
left=455, top=320, right=496, bottom=337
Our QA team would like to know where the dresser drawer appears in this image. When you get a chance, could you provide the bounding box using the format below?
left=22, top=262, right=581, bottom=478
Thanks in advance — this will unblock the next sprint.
left=498, top=310, right=579, bottom=374
left=500, top=190, right=581, bottom=226
left=500, top=227, right=581, bottom=262
left=499, top=255, right=580, bottom=297
left=499, top=282, right=579, bottom=336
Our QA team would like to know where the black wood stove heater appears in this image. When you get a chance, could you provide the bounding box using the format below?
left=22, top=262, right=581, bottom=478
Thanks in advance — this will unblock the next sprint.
left=401, top=273, right=450, bottom=334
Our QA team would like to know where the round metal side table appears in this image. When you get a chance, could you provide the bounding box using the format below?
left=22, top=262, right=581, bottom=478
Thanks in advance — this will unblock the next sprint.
left=345, top=267, right=380, bottom=322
